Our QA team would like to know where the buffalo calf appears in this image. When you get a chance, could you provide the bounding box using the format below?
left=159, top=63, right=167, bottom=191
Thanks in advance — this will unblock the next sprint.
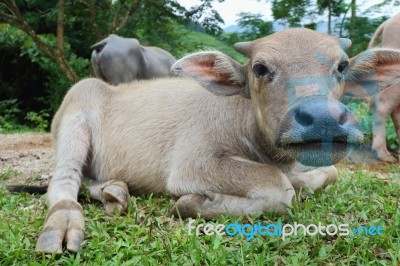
left=35, top=29, right=400, bottom=253
left=361, top=12, right=400, bottom=162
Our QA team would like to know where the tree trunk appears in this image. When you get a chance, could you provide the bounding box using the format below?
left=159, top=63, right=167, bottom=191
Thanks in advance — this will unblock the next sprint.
left=90, top=0, right=102, bottom=41
left=349, top=0, right=356, bottom=56
left=56, top=0, right=79, bottom=82
left=328, top=0, right=332, bottom=35
left=350, top=0, right=356, bottom=37
left=351, top=0, right=356, bottom=19
left=0, top=0, right=79, bottom=83
left=339, top=4, right=351, bottom=37
left=57, top=0, right=64, bottom=56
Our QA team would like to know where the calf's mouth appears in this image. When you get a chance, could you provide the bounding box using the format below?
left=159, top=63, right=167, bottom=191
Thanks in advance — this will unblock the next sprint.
left=277, top=137, right=362, bottom=166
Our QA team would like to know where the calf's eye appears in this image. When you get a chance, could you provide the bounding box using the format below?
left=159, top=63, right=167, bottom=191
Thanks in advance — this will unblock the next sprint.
left=253, top=64, right=269, bottom=78
left=337, top=61, right=349, bottom=73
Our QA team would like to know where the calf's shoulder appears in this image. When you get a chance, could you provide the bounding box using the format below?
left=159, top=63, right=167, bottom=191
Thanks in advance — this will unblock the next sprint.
left=51, top=78, right=113, bottom=142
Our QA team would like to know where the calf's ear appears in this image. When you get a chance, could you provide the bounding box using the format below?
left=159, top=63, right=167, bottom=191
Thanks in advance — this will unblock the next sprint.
left=345, top=48, right=400, bottom=95
left=171, top=51, right=247, bottom=97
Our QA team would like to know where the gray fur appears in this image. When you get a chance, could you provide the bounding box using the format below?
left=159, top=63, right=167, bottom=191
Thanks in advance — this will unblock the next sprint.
left=91, top=34, right=176, bottom=85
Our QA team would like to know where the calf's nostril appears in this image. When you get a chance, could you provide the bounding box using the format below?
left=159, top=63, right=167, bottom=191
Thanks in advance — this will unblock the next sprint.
left=295, top=109, right=314, bottom=127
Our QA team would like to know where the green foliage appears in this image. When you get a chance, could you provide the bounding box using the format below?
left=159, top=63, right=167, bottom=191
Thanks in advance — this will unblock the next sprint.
left=0, top=99, right=37, bottom=133
left=0, top=0, right=228, bottom=131
left=0, top=167, right=20, bottom=181
left=182, top=30, right=246, bottom=62
left=18, top=29, right=90, bottom=112
left=386, top=119, right=399, bottom=150
left=0, top=99, right=29, bottom=132
left=0, top=99, right=50, bottom=132
left=25, top=111, right=49, bottom=132
left=12, top=0, right=58, bottom=32
left=184, top=0, right=225, bottom=36
left=0, top=23, right=90, bottom=130
left=272, top=0, right=311, bottom=27
left=237, top=12, right=274, bottom=40
left=344, top=99, right=399, bottom=149
left=303, top=22, right=317, bottom=30
left=340, top=16, right=388, bottom=56
left=345, top=100, right=373, bottom=143
left=220, top=12, right=274, bottom=48
left=317, top=0, right=345, bottom=15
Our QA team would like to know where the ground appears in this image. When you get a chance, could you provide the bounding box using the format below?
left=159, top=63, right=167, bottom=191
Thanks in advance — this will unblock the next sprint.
left=0, top=133, right=54, bottom=187
left=0, top=133, right=399, bottom=265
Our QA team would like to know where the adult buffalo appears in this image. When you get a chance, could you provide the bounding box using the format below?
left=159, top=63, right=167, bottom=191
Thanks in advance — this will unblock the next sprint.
left=91, top=34, right=176, bottom=85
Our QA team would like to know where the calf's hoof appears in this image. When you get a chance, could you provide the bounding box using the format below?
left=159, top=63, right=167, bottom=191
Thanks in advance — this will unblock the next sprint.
left=102, top=181, right=129, bottom=215
left=170, top=194, right=208, bottom=218
left=379, top=154, right=397, bottom=163
left=374, top=148, right=398, bottom=162
left=320, top=166, right=338, bottom=186
left=36, top=200, right=84, bottom=253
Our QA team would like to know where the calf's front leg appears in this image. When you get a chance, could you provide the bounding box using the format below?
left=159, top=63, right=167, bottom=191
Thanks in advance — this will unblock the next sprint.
left=286, top=164, right=338, bottom=192
left=372, top=86, right=400, bottom=162
left=89, top=180, right=130, bottom=215
left=36, top=115, right=90, bottom=253
left=168, top=157, right=295, bottom=219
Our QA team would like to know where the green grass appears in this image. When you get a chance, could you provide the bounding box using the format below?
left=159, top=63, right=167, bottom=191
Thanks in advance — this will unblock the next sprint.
left=0, top=167, right=399, bottom=265
left=182, top=31, right=247, bottom=63
left=0, top=168, right=20, bottom=181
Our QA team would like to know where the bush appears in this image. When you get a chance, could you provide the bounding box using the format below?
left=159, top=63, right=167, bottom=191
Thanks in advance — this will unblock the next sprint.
left=0, top=99, right=50, bottom=133
left=25, top=111, right=49, bottom=132
left=0, top=99, right=28, bottom=132
left=0, top=24, right=91, bottom=130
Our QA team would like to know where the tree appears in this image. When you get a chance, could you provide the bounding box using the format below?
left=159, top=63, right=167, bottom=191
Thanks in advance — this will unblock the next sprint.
left=236, top=12, right=274, bottom=40
left=0, top=0, right=226, bottom=122
left=0, top=0, right=225, bottom=81
left=272, top=0, right=311, bottom=27
left=350, top=0, right=356, bottom=41
left=316, top=0, right=345, bottom=35
left=184, top=0, right=225, bottom=36
left=220, top=12, right=274, bottom=46
left=0, top=0, right=79, bottom=82
left=271, top=0, right=347, bottom=34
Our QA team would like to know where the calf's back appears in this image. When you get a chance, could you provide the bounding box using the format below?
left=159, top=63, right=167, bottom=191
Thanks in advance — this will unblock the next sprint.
left=53, top=78, right=263, bottom=195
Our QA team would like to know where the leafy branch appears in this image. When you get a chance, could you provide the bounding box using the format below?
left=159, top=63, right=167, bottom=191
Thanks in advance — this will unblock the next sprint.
left=0, top=0, right=79, bottom=82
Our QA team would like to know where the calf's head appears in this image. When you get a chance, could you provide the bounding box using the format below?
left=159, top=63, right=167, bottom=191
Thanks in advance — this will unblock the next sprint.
left=172, top=28, right=400, bottom=166
left=91, top=34, right=141, bottom=85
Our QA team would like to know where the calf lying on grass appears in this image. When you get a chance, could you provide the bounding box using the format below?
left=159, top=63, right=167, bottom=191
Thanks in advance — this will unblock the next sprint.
left=10, top=29, right=400, bottom=253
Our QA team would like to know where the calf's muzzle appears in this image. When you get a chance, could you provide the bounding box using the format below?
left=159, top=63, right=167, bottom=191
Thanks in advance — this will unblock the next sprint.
left=277, top=97, right=363, bottom=166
